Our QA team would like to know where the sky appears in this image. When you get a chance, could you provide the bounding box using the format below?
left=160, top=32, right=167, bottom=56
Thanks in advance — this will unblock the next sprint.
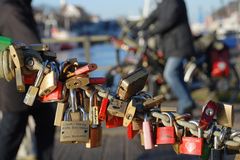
left=32, top=0, right=230, bottom=23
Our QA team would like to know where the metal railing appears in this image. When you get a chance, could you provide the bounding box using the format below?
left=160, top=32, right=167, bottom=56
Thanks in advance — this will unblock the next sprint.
left=42, top=35, right=111, bottom=65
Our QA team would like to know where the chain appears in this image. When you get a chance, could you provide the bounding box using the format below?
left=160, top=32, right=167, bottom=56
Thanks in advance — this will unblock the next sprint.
left=151, top=111, right=240, bottom=149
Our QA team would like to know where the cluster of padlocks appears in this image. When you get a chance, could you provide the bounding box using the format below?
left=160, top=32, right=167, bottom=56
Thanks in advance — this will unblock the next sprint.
left=1, top=36, right=240, bottom=159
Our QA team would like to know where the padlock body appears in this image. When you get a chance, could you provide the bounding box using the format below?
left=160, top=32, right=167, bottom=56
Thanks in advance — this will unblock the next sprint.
left=65, top=76, right=89, bottom=89
left=142, top=121, right=154, bottom=150
left=54, top=102, right=67, bottom=126
left=156, top=126, right=175, bottom=144
left=60, top=120, right=89, bottom=143
left=117, top=68, right=148, bottom=100
left=179, top=137, right=203, bottom=156
left=99, top=98, right=109, bottom=121
left=23, top=73, right=37, bottom=85
left=39, top=71, right=57, bottom=96
left=86, top=126, right=102, bottom=148
left=107, top=98, right=128, bottom=117
left=127, top=123, right=138, bottom=140
left=40, top=81, right=64, bottom=103
left=132, top=118, right=142, bottom=131
left=105, top=115, right=123, bottom=128
left=15, top=68, right=25, bottom=92
left=24, top=86, right=39, bottom=106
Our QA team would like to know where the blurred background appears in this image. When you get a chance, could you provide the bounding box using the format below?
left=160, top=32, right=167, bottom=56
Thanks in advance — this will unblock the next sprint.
left=12, top=0, right=240, bottom=160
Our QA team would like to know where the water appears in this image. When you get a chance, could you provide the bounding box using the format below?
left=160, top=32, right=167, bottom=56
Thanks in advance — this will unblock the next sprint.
left=56, top=43, right=128, bottom=77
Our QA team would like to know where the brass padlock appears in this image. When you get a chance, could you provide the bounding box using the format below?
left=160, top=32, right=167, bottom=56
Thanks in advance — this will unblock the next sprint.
left=132, top=118, right=142, bottom=131
left=216, top=103, right=234, bottom=128
left=39, top=61, right=58, bottom=97
left=24, top=61, right=47, bottom=106
left=9, top=45, right=25, bottom=91
left=54, top=102, right=67, bottom=127
left=123, top=99, right=137, bottom=127
left=107, top=97, right=128, bottom=117
left=143, top=95, right=165, bottom=109
left=117, top=67, right=148, bottom=100
left=65, top=75, right=89, bottom=89
left=60, top=107, right=90, bottom=143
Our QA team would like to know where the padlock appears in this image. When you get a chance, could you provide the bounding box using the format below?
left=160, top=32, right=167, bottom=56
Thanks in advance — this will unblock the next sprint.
left=172, top=120, right=184, bottom=154
left=99, top=97, right=109, bottom=121
left=156, top=112, right=175, bottom=145
left=39, top=81, right=66, bottom=103
left=9, top=45, right=25, bottom=92
left=105, top=114, right=123, bottom=128
left=23, top=72, right=37, bottom=85
left=132, top=118, right=142, bottom=131
left=65, top=75, right=89, bottom=89
left=123, top=99, right=136, bottom=127
left=89, top=77, right=106, bottom=85
left=216, top=103, right=233, bottom=128
left=85, top=104, right=102, bottom=149
left=127, top=122, right=139, bottom=140
left=59, top=60, right=79, bottom=82
left=85, top=90, right=102, bottom=148
left=143, top=94, right=165, bottom=109
left=60, top=107, right=90, bottom=143
left=117, top=67, right=148, bottom=100
left=199, top=100, right=219, bottom=130
left=179, top=123, right=203, bottom=156
left=54, top=102, right=67, bottom=127
left=85, top=124, right=102, bottom=148
left=67, top=63, right=97, bottom=78
left=142, top=114, right=154, bottom=150
left=139, top=130, right=145, bottom=146
left=24, top=60, right=47, bottom=106
left=89, top=90, right=99, bottom=125
left=107, top=97, right=128, bottom=117
left=39, top=61, right=58, bottom=97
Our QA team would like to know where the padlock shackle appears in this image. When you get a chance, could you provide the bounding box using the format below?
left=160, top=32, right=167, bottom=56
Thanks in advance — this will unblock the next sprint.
left=34, top=60, right=48, bottom=87
left=189, top=120, right=203, bottom=138
left=162, top=112, right=173, bottom=126
left=89, top=89, right=97, bottom=108
left=63, top=107, right=71, bottom=121
left=69, top=88, right=78, bottom=112
left=79, top=107, right=88, bottom=121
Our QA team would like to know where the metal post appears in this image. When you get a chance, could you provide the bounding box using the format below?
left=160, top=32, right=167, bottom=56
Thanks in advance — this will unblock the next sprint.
left=115, top=48, right=120, bottom=66
left=83, top=36, right=91, bottom=63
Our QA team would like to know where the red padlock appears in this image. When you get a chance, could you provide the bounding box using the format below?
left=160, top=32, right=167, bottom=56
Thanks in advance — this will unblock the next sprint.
left=23, top=73, right=37, bottom=85
left=156, top=113, right=175, bottom=145
left=179, top=123, right=203, bottom=156
left=99, top=97, right=109, bottom=121
left=127, top=122, right=139, bottom=140
left=105, top=114, right=123, bottom=128
left=89, top=77, right=106, bottom=85
left=199, top=100, right=219, bottom=130
left=39, top=81, right=65, bottom=103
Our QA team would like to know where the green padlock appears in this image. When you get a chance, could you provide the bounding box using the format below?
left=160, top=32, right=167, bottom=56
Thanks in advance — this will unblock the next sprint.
left=0, top=36, right=12, bottom=52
